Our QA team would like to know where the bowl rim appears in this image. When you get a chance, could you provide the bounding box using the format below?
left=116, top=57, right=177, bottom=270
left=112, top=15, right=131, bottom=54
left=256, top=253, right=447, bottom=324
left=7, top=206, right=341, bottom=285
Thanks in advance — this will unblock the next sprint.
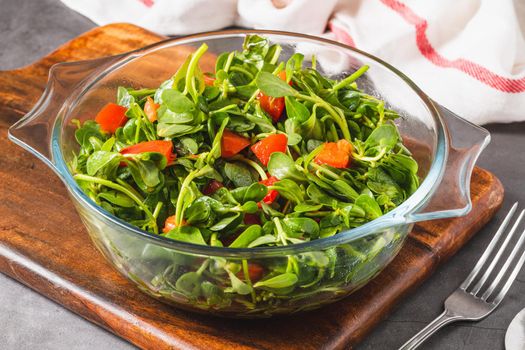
left=53, top=29, right=447, bottom=258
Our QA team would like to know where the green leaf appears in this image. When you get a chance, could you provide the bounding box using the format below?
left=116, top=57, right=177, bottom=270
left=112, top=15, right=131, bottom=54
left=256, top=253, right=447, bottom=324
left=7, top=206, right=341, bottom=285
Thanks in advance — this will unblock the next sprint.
left=175, top=272, right=201, bottom=296
left=267, top=153, right=306, bottom=182
left=75, top=120, right=107, bottom=150
left=162, top=90, right=195, bottom=113
left=284, top=119, right=302, bottom=146
left=256, top=71, right=296, bottom=97
left=355, top=194, right=382, bottom=220
left=271, top=179, right=304, bottom=204
left=201, top=281, right=229, bottom=307
left=165, top=226, right=207, bottom=245
left=364, top=124, right=399, bottom=153
left=285, top=96, right=310, bottom=122
left=226, top=270, right=252, bottom=295
left=157, top=123, right=202, bottom=138
left=185, top=197, right=213, bottom=225
left=306, top=184, right=338, bottom=207
left=224, top=162, right=256, bottom=188
left=247, top=234, right=277, bottom=248
left=209, top=212, right=242, bottom=231
left=331, top=179, right=359, bottom=201
left=231, top=183, right=267, bottom=203
left=294, top=203, right=323, bottom=213
left=229, top=225, right=262, bottom=248
left=127, top=159, right=162, bottom=190
left=86, top=151, right=121, bottom=178
left=117, top=87, right=136, bottom=108
left=98, top=190, right=135, bottom=208
left=254, top=273, right=298, bottom=289
left=282, top=217, right=319, bottom=239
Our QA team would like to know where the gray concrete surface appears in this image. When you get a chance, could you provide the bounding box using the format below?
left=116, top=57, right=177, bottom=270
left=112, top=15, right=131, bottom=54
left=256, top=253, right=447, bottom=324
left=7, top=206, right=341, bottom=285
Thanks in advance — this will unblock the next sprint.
left=1, top=0, right=524, bottom=349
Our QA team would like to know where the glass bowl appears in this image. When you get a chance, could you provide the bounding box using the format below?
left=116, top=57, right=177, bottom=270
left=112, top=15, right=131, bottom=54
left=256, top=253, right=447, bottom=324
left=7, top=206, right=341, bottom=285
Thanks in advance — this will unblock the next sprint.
left=8, top=30, right=489, bottom=317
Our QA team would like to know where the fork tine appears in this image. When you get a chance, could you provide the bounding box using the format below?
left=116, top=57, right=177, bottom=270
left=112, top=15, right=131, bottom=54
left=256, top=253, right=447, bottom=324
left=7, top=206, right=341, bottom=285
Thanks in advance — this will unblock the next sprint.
left=460, top=203, right=518, bottom=290
left=467, top=209, right=524, bottom=295
left=492, top=240, right=525, bottom=305
left=482, top=225, right=525, bottom=301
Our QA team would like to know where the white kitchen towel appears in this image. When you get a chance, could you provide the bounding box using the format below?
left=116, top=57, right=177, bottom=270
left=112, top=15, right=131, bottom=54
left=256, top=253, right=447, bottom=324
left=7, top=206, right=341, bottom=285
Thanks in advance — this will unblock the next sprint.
left=60, top=0, right=525, bottom=125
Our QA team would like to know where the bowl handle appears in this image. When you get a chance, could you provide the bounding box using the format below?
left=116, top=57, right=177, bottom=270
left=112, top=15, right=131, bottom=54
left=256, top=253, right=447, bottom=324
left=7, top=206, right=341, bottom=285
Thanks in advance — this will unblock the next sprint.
left=406, top=103, right=491, bottom=223
left=8, top=56, right=122, bottom=176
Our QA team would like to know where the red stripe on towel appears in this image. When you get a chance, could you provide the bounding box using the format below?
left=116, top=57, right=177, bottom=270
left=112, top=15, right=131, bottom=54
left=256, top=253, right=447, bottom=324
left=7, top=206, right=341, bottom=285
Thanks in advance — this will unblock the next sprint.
left=139, top=0, right=154, bottom=8
left=381, top=0, right=525, bottom=93
left=329, top=21, right=356, bottom=47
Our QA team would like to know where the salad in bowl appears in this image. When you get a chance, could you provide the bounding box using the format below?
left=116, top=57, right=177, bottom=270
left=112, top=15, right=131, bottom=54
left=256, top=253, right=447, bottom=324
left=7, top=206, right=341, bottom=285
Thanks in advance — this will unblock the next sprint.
left=9, top=32, right=488, bottom=316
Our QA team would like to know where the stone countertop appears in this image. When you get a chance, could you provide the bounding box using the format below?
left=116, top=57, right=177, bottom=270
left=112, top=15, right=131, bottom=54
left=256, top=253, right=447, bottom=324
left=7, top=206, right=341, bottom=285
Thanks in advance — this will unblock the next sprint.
left=2, top=0, right=524, bottom=349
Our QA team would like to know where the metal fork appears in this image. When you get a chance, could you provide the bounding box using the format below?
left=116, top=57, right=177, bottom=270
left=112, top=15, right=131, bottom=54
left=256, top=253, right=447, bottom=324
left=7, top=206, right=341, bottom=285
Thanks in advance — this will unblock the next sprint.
left=399, top=202, right=525, bottom=349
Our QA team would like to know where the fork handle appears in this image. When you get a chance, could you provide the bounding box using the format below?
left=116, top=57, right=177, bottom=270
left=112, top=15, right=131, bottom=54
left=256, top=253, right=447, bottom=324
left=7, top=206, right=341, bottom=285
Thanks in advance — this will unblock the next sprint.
left=398, top=310, right=463, bottom=350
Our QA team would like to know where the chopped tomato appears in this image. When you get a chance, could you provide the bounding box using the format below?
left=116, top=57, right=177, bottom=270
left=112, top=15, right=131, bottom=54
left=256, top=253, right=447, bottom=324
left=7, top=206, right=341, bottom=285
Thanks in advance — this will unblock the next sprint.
left=259, top=176, right=280, bottom=204
left=236, top=263, right=264, bottom=282
left=144, top=96, right=160, bottom=122
left=203, top=73, right=216, bottom=86
left=258, top=93, right=285, bottom=122
left=221, top=129, right=251, bottom=158
left=95, top=103, right=128, bottom=134
left=257, top=71, right=290, bottom=122
left=278, top=71, right=289, bottom=84
left=251, top=133, right=288, bottom=166
left=120, top=140, right=175, bottom=163
left=202, top=179, right=224, bottom=195
left=162, top=216, right=186, bottom=233
left=220, top=232, right=240, bottom=247
left=314, top=139, right=353, bottom=168
left=243, top=213, right=261, bottom=225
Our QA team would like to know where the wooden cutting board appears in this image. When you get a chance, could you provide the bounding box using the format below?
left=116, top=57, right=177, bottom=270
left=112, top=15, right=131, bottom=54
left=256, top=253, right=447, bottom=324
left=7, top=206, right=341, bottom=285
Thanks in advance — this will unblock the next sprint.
left=0, top=23, right=504, bottom=349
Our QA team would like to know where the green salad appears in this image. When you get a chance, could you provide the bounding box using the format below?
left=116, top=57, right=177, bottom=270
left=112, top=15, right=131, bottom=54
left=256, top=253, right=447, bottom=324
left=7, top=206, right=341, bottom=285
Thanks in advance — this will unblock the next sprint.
left=70, top=35, right=420, bottom=311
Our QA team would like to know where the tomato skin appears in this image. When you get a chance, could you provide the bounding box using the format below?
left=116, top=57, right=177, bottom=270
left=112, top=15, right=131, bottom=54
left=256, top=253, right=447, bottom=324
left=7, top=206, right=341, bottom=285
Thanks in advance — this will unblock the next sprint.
left=221, top=129, right=251, bottom=158
left=314, top=139, right=353, bottom=168
left=202, top=179, right=224, bottom=195
left=144, top=96, right=160, bottom=122
left=259, top=176, right=280, bottom=204
left=162, top=216, right=186, bottom=233
left=243, top=213, right=261, bottom=225
left=257, top=71, right=290, bottom=122
left=246, top=263, right=265, bottom=282
left=251, top=133, right=288, bottom=166
left=120, top=140, right=175, bottom=164
left=95, top=103, right=128, bottom=134
left=235, top=262, right=264, bottom=282
left=203, top=74, right=216, bottom=86
left=258, top=93, right=285, bottom=122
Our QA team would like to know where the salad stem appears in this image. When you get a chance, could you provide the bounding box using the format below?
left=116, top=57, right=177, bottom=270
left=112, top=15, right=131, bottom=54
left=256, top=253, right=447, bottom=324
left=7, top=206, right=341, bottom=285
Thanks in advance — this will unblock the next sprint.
left=74, top=174, right=158, bottom=233
left=174, top=165, right=213, bottom=226
left=332, top=65, right=369, bottom=91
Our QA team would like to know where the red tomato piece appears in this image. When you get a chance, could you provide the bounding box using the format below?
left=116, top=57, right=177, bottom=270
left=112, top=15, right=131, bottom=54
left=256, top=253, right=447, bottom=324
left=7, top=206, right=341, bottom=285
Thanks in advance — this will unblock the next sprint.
left=202, top=179, right=224, bottom=195
left=95, top=103, right=128, bottom=134
left=250, top=133, right=288, bottom=166
left=257, top=71, right=290, bottom=122
left=235, top=262, right=264, bottom=282
left=314, top=139, right=353, bottom=168
left=203, top=73, right=216, bottom=86
left=144, top=96, right=160, bottom=122
left=162, top=216, right=186, bottom=233
left=120, top=140, right=175, bottom=164
left=221, top=129, right=251, bottom=158
left=258, top=93, right=285, bottom=122
left=243, top=213, right=261, bottom=225
left=247, top=263, right=264, bottom=282
left=259, top=176, right=280, bottom=204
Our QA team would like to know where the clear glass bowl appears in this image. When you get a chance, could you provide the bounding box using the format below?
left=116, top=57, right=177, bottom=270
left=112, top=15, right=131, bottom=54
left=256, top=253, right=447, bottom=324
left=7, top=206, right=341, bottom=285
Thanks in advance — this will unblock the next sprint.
left=8, top=30, right=490, bottom=317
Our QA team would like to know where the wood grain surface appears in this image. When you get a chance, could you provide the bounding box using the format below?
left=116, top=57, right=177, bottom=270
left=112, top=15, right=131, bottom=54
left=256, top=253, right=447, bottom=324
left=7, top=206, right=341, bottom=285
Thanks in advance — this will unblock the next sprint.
left=0, top=23, right=504, bottom=349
